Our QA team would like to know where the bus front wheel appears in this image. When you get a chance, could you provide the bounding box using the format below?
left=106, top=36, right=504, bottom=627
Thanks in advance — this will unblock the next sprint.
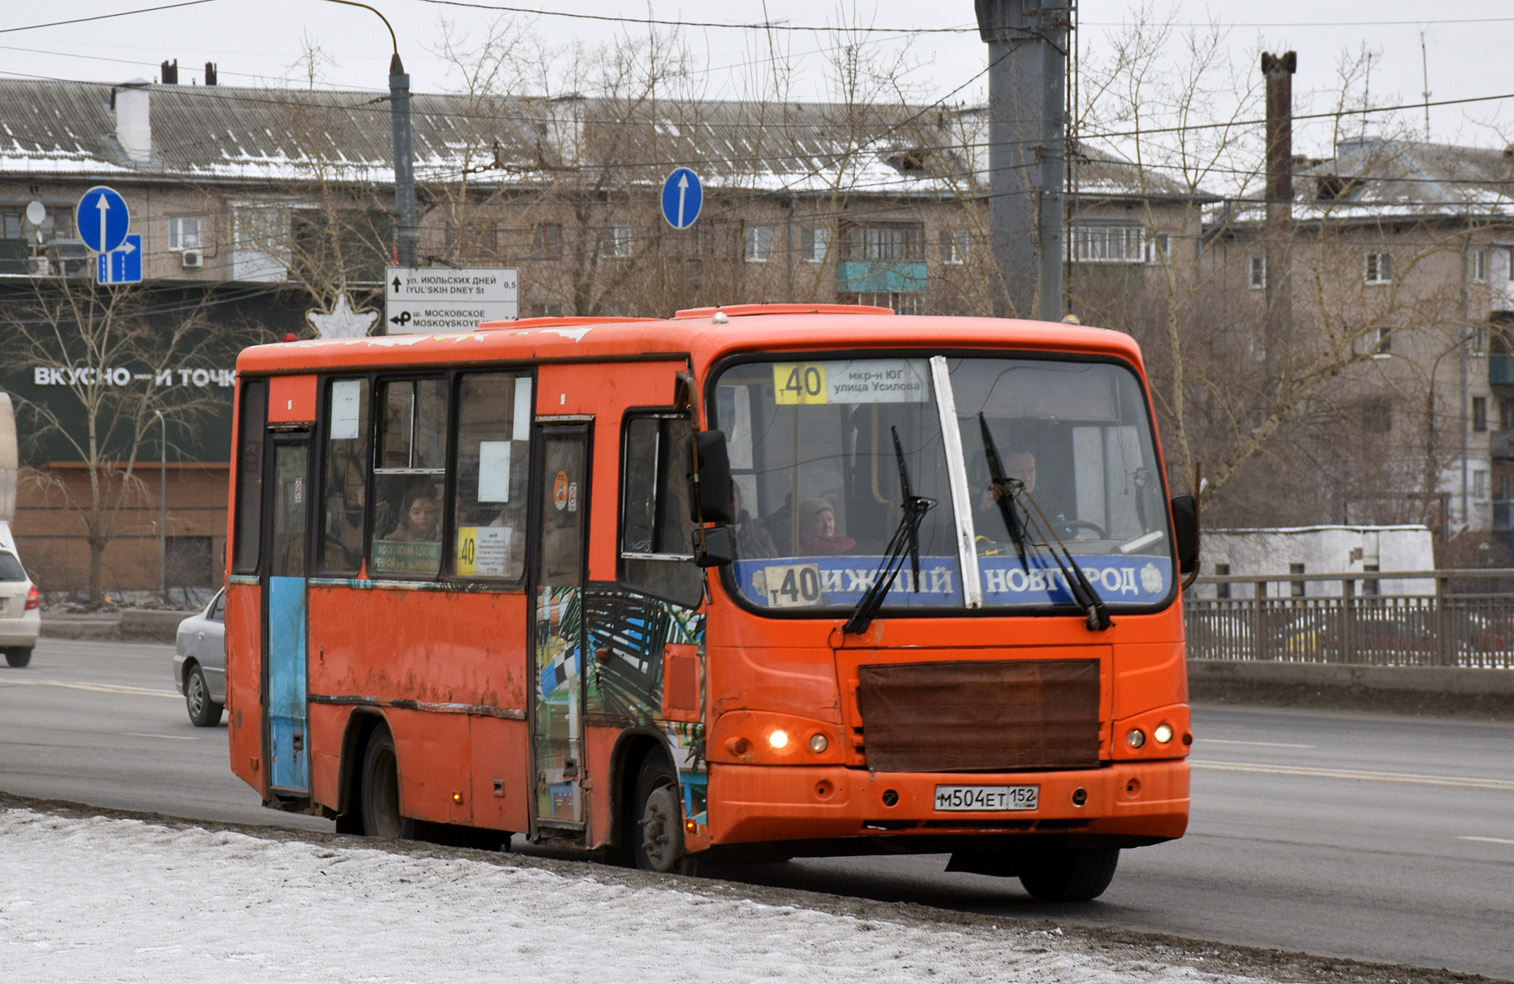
left=1018, top=846, right=1120, bottom=901
left=359, top=729, right=413, bottom=840
left=632, top=757, right=696, bottom=875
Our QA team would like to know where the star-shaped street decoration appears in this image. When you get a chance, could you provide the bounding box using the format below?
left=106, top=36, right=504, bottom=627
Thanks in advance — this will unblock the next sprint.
left=306, top=294, right=379, bottom=339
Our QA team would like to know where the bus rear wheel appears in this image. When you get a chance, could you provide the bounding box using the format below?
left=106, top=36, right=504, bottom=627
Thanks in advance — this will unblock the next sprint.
left=1018, top=846, right=1120, bottom=901
left=632, top=757, right=696, bottom=875
left=359, top=729, right=413, bottom=840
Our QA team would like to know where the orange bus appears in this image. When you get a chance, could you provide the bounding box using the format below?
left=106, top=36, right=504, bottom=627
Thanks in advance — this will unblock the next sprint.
left=225, top=304, right=1197, bottom=900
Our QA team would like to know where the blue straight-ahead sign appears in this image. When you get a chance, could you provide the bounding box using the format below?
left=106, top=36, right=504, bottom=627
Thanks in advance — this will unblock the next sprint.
left=76, top=185, right=131, bottom=254
left=661, top=168, right=703, bottom=229
left=97, top=233, right=142, bottom=285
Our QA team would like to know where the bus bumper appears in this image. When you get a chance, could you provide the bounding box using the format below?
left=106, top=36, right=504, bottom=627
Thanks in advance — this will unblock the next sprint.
left=702, top=758, right=1188, bottom=847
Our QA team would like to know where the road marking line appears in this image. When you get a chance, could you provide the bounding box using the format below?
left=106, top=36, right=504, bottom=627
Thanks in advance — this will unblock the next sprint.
left=0, top=679, right=178, bottom=699
left=1192, top=760, right=1514, bottom=791
left=122, top=732, right=198, bottom=741
left=1459, top=836, right=1514, bottom=846
left=1201, top=739, right=1314, bottom=749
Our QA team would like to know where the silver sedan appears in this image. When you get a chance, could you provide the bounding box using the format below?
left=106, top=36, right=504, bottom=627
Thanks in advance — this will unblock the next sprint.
left=173, top=589, right=225, bottom=727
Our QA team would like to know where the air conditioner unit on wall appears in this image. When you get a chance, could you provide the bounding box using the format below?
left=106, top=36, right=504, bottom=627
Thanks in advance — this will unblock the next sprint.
left=26, top=256, right=51, bottom=276
left=180, top=249, right=203, bottom=269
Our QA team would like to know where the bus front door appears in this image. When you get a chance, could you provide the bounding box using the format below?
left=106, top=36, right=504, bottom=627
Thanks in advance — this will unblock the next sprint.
left=529, top=424, right=590, bottom=839
left=264, top=433, right=311, bottom=797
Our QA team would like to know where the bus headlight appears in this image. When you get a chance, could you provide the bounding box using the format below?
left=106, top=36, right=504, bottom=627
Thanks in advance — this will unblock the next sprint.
left=1153, top=723, right=1174, bottom=744
left=768, top=729, right=790, bottom=750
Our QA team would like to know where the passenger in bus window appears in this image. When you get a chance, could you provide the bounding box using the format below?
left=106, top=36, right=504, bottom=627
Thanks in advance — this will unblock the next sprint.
left=798, top=497, right=854, bottom=555
left=732, top=484, right=776, bottom=558
left=387, top=488, right=440, bottom=541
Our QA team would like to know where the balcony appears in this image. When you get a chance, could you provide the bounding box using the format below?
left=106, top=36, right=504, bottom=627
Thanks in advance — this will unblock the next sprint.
left=1492, top=276, right=1514, bottom=315
left=836, top=260, right=927, bottom=294
left=1494, top=499, right=1514, bottom=531
left=1494, top=431, right=1514, bottom=461
left=1492, top=354, right=1514, bottom=387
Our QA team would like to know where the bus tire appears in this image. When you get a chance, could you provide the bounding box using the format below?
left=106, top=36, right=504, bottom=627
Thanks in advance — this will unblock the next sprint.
left=359, top=729, right=413, bottom=840
left=1018, top=846, right=1120, bottom=901
left=185, top=663, right=224, bottom=727
left=632, top=757, right=696, bottom=875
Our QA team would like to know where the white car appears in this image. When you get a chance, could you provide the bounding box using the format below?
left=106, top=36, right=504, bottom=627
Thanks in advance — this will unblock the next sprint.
left=0, top=534, right=40, bottom=669
left=173, top=589, right=226, bottom=726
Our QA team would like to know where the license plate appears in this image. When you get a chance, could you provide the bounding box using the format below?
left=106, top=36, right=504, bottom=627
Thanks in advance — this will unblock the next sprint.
left=934, top=784, right=1039, bottom=812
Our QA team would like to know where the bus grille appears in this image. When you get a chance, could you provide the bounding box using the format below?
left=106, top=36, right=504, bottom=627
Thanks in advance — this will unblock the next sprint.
left=856, top=659, right=1099, bottom=772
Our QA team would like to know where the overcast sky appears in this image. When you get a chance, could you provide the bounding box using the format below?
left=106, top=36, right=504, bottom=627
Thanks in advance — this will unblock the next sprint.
left=3, top=2, right=1511, bottom=155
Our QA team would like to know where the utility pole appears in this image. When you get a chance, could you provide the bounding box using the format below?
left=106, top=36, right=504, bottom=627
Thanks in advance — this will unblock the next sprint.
left=323, top=1, right=418, bottom=268
left=1261, top=52, right=1296, bottom=390
left=976, top=0, right=1071, bottom=321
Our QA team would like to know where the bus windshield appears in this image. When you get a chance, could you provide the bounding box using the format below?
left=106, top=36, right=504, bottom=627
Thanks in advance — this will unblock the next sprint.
left=712, top=354, right=1173, bottom=616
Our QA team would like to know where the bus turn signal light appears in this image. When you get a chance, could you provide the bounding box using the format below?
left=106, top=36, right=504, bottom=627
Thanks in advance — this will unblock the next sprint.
left=808, top=733, right=828, bottom=754
left=1126, top=728, right=1146, bottom=749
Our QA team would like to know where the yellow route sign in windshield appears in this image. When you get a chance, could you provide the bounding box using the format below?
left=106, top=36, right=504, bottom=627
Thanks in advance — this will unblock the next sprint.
left=773, top=363, right=828, bottom=405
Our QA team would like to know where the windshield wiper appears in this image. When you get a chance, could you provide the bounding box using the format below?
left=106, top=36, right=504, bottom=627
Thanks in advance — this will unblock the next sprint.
left=978, top=414, right=1110, bottom=632
left=843, top=426, right=934, bottom=635
left=1017, top=486, right=1112, bottom=631
left=977, top=414, right=1028, bottom=566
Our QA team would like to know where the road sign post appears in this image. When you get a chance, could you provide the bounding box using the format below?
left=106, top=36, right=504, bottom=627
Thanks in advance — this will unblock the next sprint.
left=76, top=186, right=131, bottom=255
left=384, top=267, right=519, bottom=334
left=661, top=168, right=703, bottom=230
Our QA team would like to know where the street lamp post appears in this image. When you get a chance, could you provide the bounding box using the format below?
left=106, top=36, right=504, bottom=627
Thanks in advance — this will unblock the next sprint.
left=322, top=0, right=418, bottom=268
left=154, top=409, right=166, bottom=601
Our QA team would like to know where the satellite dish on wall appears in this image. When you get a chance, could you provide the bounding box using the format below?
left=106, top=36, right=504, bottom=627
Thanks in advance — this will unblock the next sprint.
left=24, top=201, right=46, bottom=226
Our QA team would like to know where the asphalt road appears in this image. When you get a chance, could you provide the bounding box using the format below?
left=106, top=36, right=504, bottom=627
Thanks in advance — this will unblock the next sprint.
left=3, top=637, right=1512, bottom=979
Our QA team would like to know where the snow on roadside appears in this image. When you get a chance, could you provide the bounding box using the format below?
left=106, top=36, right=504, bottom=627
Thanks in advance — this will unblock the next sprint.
left=0, top=808, right=1287, bottom=984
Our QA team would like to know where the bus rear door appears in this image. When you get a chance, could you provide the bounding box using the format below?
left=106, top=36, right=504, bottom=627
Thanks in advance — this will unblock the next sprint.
left=529, top=422, right=591, bottom=840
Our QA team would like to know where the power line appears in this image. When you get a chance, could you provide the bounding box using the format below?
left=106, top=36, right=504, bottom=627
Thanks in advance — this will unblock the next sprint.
left=409, top=0, right=976, bottom=34
left=0, top=1, right=223, bottom=36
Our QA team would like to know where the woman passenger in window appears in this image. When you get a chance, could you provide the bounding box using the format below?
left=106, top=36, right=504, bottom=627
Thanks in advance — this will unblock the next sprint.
left=798, top=497, right=854, bottom=555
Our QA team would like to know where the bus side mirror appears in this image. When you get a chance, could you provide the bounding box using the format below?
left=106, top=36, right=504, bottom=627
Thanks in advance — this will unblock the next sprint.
left=692, top=525, right=735, bottom=568
left=690, top=430, right=733, bottom=524
left=1170, top=495, right=1199, bottom=575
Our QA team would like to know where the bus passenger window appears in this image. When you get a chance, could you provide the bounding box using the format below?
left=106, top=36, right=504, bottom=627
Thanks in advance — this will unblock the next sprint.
left=453, top=372, right=531, bottom=581
left=232, top=379, right=267, bottom=575
left=619, top=414, right=701, bottom=608
left=370, top=378, right=447, bottom=577
left=320, top=378, right=369, bottom=573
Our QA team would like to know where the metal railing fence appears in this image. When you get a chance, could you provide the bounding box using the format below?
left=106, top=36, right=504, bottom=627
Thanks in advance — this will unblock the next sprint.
left=1185, top=569, right=1514, bottom=669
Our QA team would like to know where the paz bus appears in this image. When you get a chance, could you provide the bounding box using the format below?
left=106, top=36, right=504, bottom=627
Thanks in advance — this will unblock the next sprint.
left=224, top=303, right=1197, bottom=900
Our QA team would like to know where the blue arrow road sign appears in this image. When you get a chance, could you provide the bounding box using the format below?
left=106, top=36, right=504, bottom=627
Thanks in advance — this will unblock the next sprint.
left=96, top=233, right=142, bottom=285
left=76, top=185, right=131, bottom=253
left=661, top=168, right=702, bottom=230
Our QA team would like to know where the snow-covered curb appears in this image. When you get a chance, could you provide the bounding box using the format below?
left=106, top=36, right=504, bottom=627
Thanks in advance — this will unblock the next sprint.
left=0, top=807, right=1301, bottom=984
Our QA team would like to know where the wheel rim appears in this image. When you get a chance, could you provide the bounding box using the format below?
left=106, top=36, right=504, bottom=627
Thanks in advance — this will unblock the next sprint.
left=186, top=672, right=205, bottom=717
left=638, top=782, right=682, bottom=871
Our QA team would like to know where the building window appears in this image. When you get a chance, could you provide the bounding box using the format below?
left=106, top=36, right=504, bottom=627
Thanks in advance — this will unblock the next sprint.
left=169, top=215, right=202, bottom=251
left=1249, top=255, right=1266, bottom=290
left=599, top=225, right=633, bottom=259
left=1145, top=231, right=1171, bottom=265
left=1502, top=398, right=1514, bottom=432
left=1214, top=562, right=1231, bottom=600
left=1472, top=326, right=1488, bottom=356
left=1474, top=469, right=1491, bottom=500
left=939, top=229, right=970, bottom=265
left=1362, top=563, right=1380, bottom=596
left=1471, top=249, right=1488, bottom=284
left=1363, top=397, right=1392, bottom=433
left=744, top=224, right=772, bottom=263
left=1474, top=396, right=1489, bottom=432
left=1070, top=223, right=1144, bottom=264
left=1365, top=327, right=1392, bottom=356
left=841, top=223, right=924, bottom=262
left=532, top=223, right=562, bottom=259
left=1289, top=562, right=1306, bottom=598
left=800, top=226, right=829, bottom=263
left=1364, top=251, right=1392, bottom=285
left=844, top=291, right=922, bottom=316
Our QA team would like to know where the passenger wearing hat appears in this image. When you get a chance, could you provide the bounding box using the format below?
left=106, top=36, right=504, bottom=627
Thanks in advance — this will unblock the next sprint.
left=798, top=497, right=854, bottom=555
